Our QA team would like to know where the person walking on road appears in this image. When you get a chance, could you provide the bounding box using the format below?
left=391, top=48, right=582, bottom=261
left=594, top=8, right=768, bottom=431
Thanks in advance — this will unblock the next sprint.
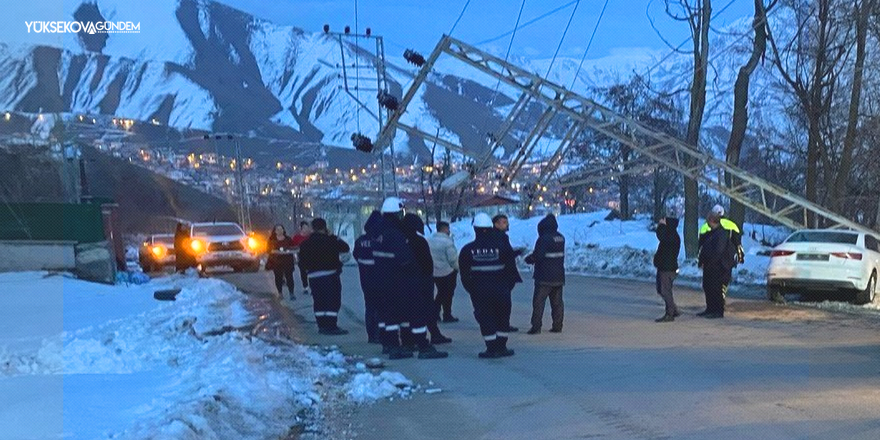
left=460, top=213, right=518, bottom=358
left=492, top=213, right=523, bottom=333
left=698, top=212, right=738, bottom=319
left=298, top=218, right=350, bottom=335
left=267, top=224, right=297, bottom=301
left=524, top=214, right=566, bottom=334
left=401, top=213, right=450, bottom=357
left=291, top=221, right=312, bottom=295
left=428, top=221, right=460, bottom=323
left=353, top=211, right=383, bottom=344
left=653, top=216, right=681, bottom=322
left=174, top=222, right=196, bottom=273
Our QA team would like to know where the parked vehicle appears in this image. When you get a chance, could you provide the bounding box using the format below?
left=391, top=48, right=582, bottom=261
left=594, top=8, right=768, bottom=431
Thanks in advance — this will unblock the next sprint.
left=766, top=230, right=880, bottom=304
left=189, top=222, right=262, bottom=272
left=139, top=234, right=176, bottom=272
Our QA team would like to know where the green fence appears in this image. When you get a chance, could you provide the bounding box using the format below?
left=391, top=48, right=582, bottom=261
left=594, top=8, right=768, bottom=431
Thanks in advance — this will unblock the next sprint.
left=0, top=203, right=106, bottom=243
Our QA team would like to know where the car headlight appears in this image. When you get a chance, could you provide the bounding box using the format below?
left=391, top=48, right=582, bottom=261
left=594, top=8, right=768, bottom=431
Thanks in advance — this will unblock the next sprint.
left=247, top=236, right=260, bottom=251
left=191, top=239, right=205, bottom=254
left=151, top=245, right=167, bottom=258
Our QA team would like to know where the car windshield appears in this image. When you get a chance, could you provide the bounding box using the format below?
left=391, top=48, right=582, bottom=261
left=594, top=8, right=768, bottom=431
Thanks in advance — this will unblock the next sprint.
left=786, top=231, right=858, bottom=245
left=193, top=224, right=244, bottom=236
left=153, top=235, right=174, bottom=245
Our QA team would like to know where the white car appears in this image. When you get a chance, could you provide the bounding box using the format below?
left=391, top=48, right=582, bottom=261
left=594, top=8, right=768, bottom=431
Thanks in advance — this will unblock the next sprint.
left=766, top=229, right=880, bottom=304
left=189, top=222, right=262, bottom=272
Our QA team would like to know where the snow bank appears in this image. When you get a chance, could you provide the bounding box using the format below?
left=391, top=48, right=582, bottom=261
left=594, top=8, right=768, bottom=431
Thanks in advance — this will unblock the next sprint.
left=0, top=272, right=412, bottom=439
left=447, top=210, right=789, bottom=286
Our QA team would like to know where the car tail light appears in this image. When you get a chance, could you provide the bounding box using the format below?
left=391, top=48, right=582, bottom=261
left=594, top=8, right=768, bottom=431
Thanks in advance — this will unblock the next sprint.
left=831, top=252, right=862, bottom=260
left=770, top=250, right=795, bottom=258
left=190, top=239, right=206, bottom=254
left=151, top=245, right=167, bottom=258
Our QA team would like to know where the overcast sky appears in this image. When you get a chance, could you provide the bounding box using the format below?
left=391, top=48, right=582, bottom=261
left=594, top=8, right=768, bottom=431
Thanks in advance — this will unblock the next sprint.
left=222, top=0, right=754, bottom=59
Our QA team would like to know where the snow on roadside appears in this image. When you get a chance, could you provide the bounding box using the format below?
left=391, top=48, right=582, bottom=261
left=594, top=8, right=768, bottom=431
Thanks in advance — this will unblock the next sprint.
left=0, top=272, right=412, bottom=440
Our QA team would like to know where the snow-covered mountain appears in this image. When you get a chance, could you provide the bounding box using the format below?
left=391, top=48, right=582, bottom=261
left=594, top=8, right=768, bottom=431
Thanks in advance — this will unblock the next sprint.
left=0, top=0, right=781, bottom=163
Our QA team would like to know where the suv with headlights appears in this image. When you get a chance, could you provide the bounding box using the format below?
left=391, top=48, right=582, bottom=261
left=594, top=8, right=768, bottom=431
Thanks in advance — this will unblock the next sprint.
left=189, top=222, right=262, bottom=272
left=139, top=234, right=176, bottom=272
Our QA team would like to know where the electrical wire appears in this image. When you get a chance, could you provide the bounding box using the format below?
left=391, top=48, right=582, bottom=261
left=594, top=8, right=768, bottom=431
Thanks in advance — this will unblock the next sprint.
left=569, top=0, right=610, bottom=90
left=478, top=0, right=527, bottom=139
left=544, top=0, right=581, bottom=78
left=475, top=0, right=579, bottom=46
left=448, top=0, right=472, bottom=36
left=354, top=0, right=361, bottom=133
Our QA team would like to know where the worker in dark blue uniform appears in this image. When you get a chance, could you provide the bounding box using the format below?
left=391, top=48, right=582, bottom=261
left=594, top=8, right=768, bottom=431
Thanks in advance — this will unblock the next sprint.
left=401, top=213, right=449, bottom=359
left=373, top=197, right=415, bottom=359
left=298, top=218, right=350, bottom=335
left=353, top=211, right=383, bottom=344
left=459, top=213, right=518, bottom=358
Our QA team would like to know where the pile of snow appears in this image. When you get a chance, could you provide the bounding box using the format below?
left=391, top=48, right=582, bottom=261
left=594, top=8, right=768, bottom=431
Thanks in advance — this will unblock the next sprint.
left=0, top=272, right=412, bottom=439
left=446, top=210, right=789, bottom=286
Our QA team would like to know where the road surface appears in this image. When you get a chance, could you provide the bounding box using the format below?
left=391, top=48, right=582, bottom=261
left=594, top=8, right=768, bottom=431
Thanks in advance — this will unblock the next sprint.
left=218, top=267, right=880, bottom=440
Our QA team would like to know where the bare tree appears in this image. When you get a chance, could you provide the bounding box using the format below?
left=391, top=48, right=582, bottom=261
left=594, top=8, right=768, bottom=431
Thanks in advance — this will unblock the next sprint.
left=767, top=0, right=849, bottom=226
left=831, top=0, right=873, bottom=215
left=661, top=0, right=712, bottom=257
left=725, top=0, right=776, bottom=228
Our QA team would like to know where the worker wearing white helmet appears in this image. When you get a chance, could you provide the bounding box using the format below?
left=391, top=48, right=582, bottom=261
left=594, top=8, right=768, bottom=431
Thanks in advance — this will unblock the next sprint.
left=373, top=196, right=421, bottom=359
left=458, top=212, right=519, bottom=358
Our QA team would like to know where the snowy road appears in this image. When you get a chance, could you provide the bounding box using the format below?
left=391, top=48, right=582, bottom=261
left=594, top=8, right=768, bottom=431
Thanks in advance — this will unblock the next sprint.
left=219, top=267, right=880, bottom=440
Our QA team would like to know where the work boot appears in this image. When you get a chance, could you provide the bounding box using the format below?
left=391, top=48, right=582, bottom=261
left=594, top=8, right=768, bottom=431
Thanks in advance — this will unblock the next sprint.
left=478, top=340, right=503, bottom=359
left=400, top=327, right=416, bottom=352
left=417, top=345, right=449, bottom=359
left=431, top=335, right=452, bottom=345
left=506, top=326, right=519, bottom=333
left=655, top=314, right=675, bottom=323
left=319, top=327, right=349, bottom=335
left=696, top=310, right=710, bottom=317
left=673, top=309, right=681, bottom=317
left=548, top=327, right=562, bottom=333
left=388, top=347, right=414, bottom=360
left=703, top=313, right=724, bottom=319
left=497, top=337, right=515, bottom=357
left=526, top=327, right=541, bottom=335
left=442, top=316, right=459, bottom=323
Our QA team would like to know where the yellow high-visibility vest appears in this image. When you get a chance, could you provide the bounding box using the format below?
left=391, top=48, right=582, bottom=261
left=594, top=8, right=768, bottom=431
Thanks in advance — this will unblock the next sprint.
left=699, top=218, right=741, bottom=236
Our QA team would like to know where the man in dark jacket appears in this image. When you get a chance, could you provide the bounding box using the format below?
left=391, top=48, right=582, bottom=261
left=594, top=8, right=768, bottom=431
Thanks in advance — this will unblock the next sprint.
left=698, top=214, right=738, bottom=319
left=492, top=213, right=523, bottom=333
left=353, top=211, right=383, bottom=344
left=373, top=197, right=416, bottom=359
left=401, top=214, right=449, bottom=359
left=267, top=224, right=297, bottom=301
left=525, top=215, right=566, bottom=334
left=460, top=213, right=518, bottom=358
left=174, top=222, right=196, bottom=273
left=653, top=216, right=681, bottom=322
left=298, top=218, right=350, bottom=334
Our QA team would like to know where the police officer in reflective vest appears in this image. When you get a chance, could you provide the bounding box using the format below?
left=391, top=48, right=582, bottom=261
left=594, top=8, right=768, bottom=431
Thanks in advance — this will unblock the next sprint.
left=459, top=212, right=518, bottom=358
left=699, top=205, right=744, bottom=265
left=353, top=211, right=383, bottom=344
left=298, top=218, right=350, bottom=335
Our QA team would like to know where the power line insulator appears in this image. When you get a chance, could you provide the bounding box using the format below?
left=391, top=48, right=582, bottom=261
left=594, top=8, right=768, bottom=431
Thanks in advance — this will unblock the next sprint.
left=404, top=49, right=425, bottom=67
left=351, top=133, right=373, bottom=153
left=365, top=27, right=371, bottom=37
left=323, top=24, right=330, bottom=33
left=377, top=91, right=399, bottom=111
left=344, top=25, right=351, bottom=34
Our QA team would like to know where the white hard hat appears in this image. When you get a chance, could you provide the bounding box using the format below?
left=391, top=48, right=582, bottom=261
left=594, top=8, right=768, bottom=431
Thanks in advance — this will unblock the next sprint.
left=473, top=213, right=492, bottom=228
left=711, top=204, right=725, bottom=216
left=381, top=197, right=404, bottom=213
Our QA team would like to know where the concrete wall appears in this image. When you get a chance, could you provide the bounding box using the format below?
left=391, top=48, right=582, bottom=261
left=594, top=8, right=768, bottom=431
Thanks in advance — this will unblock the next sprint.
left=0, top=240, right=77, bottom=272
